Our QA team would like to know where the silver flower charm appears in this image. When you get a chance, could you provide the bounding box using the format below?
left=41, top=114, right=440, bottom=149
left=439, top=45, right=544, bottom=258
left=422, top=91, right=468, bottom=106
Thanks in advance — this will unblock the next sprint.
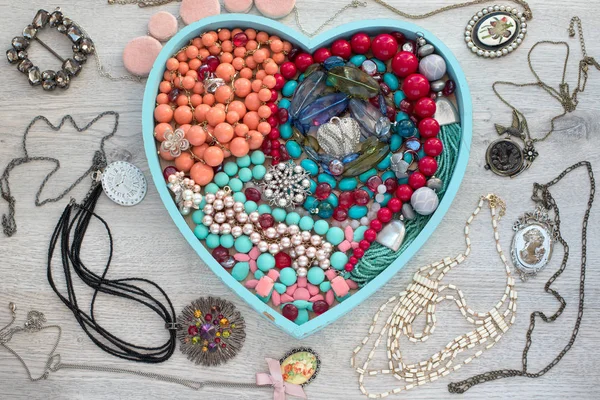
left=261, top=162, right=311, bottom=209
left=161, top=128, right=190, bottom=158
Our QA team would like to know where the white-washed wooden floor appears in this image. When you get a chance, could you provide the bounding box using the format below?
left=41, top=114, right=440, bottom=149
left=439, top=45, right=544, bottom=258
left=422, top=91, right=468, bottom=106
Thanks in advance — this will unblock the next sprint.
left=1, top=1, right=599, bottom=399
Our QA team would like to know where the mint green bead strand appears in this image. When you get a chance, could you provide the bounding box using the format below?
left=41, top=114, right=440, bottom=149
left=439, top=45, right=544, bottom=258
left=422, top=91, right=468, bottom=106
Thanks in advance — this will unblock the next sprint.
left=279, top=267, right=297, bottom=286
left=317, top=173, right=336, bottom=189
left=307, top=267, right=325, bottom=285
left=205, top=234, right=220, bottom=249
left=233, top=192, right=246, bottom=203
left=223, top=162, right=238, bottom=176
left=244, top=200, right=258, bottom=213
left=214, top=172, right=229, bottom=187
left=236, top=155, right=251, bottom=168
left=228, top=178, right=243, bottom=192
left=299, top=216, right=314, bottom=231
left=313, top=220, right=329, bottom=235
left=238, top=167, right=253, bottom=182
left=219, top=234, right=234, bottom=248
left=326, top=227, right=344, bottom=246
left=231, top=262, right=250, bottom=281
left=252, top=165, right=266, bottom=180
left=272, top=208, right=287, bottom=222
left=257, top=253, right=275, bottom=271
left=285, top=212, right=301, bottom=225
left=330, top=251, right=349, bottom=270
left=250, top=150, right=265, bottom=165
left=257, top=204, right=272, bottom=215
left=319, top=281, right=331, bottom=292
left=204, top=183, right=219, bottom=194
left=193, top=224, right=209, bottom=240
left=280, top=123, right=293, bottom=139
left=191, top=210, right=205, bottom=225
left=234, top=235, right=253, bottom=253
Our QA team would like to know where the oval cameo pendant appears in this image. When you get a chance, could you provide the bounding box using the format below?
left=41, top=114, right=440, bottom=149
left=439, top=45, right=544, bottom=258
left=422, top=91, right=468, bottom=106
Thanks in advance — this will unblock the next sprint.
left=511, top=208, right=554, bottom=280
left=279, top=347, right=320, bottom=386
left=466, top=5, right=528, bottom=59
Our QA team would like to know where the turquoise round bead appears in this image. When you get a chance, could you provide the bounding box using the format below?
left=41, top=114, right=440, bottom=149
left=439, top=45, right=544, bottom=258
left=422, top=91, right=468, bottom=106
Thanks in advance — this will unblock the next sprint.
left=317, top=202, right=334, bottom=218
left=377, top=153, right=392, bottom=170
left=404, top=152, right=413, bottom=164
left=205, top=234, right=220, bottom=249
left=381, top=193, right=392, bottom=206
left=339, top=177, right=358, bottom=191
left=257, top=253, right=275, bottom=271
left=282, top=80, right=298, bottom=97
left=254, top=270, right=265, bottom=279
left=193, top=224, right=209, bottom=240
left=252, top=165, right=266, bottom=180
left=250, top=150, right=265, bottom=165
left=228, top=178, right=243, bottom=192
left=300, top=159, right=319, bottom=176
left=309, top=179, right=317, bottom=193
left=398, top=176, right=409, bottom=185
left=238, top=167, right=252, bottom=182
left=382, top=170, right=396, bottom=182
left=223, top=162, right=238, bottom=177
left=204, top=183, right=219, bottom=194
left=350, top=54, right=367, bottom=66
left=317, top=173, right=337, bottom=189
left=231, top=262, right=249, bottom=281
left=390, top=134, right=402, bottom=152
left=285, top=212, right=301, bottom=225
left=274, top=283, right=287, bottom=294
left=326, top=227, right=345, bottom=246
left=294, top=309, right=309, bottom=325
left=299, top=216, right=314, bottom=231
left=293, top=300, right=310, bottom=309
left=383, top=72, right=399, bottom=91
left=326, top=193, right=338, bottom=208
left=191, top=210, right=205, bottom=225
left=236, top=155, right=251, bottom=168
left=418, top=148, right=426, bottom=158
left=303, top=196, right=318, bottom=211
left=257, top=204, right=272, bottom=215
left=313, top=220, right=329, bottom=235
left=279, top=267, right=297, bottom=286
left=359, top=168, right=377, bottom=183
left=394, top=91, right=406, bottom=107
left=298, top=73, right=305, bottom=82
left=319, top=281, right=331, bottom=292
left=286, top=140, right=302, bottom=159
left=279, top=123, right=293, bottom=139
left=214, top=172, right=229, bottom=187
left=348, top=205, right=368, bottom=219
left=330, top=251, right=349, bottom=270
left=233, top=192, right=246, bottom=203
left=278, top=98, right=291, bottom=109
left=244, top=200, right=258, bottom=213
left=272, top=207, right=287, bottom=222
left=373, top=58, right=386, bottom=73
left=396, top=110, right=409, bottom=121
left=234, top=235, right=253, bottom=253
left=353, top=226, right=368, bottom=241
left=307, top=267, right=325, bottom=285
left=219, top=234, right=234, bottom=248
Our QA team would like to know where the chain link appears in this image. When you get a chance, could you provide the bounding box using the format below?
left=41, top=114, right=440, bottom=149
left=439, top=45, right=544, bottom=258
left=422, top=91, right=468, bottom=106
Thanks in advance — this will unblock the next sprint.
left=371, top=0, right=533, bottom=20
left=293, top=1, right=367, bottom=37
left=449, top=161, right=595, bottom=393
left=107, top=0, right=181, bottom=7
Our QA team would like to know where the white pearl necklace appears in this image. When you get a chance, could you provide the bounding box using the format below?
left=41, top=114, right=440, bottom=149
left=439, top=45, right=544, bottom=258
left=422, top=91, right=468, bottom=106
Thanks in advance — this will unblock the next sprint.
left=351, top=194, right=517, bottom=397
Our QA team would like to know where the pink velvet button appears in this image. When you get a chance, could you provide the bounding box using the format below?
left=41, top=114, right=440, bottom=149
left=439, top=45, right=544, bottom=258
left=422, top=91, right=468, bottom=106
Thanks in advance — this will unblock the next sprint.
left=180, top=0, right=221, bottom=25
left=223, top=0, right=253, bottom=13
left=148, top=11, right=178, bottom=41
left=254, top=0, right=295, bottom=19
left=122, top=36, right=162, bottom=77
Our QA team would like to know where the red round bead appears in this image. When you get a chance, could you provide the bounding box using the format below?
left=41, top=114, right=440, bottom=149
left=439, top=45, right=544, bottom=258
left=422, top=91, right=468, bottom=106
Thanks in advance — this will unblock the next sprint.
left=204, top=313, right=212, bottom=321
left=387, top=198, right=402, bottom=213
left=354, top=189, right=370, bottom=206
left=273, top=73, right=285, bottom=91
left=280, top=61, right=297, bottom=79
left=424, top=137, right=444, bottom=157
left=163, top=166, right=178, bottom=180
left=258, top=214, right=275, bottom=229
left=413, top=97, right=437, bottom=118
left=370, top=219, right=383, bottom=232
left=267, top=115, right=278, bottom=127
left=204, top=55, right=220, bottom=72
left=344, top=263, right=354, bottom=272
left=338, top=191, right=355, bottom=209
left=371, top=33, right=398, bottom=61
left=350, top=32, right=371, bottom=54
left=274, top=252, right=292, bottom=269
left=277, top=108, right=289, bottom=124
left=443, top=79, right=456, bottom=96
left=353, top=248, right=365, bottom=258
left=313, top=47, right=332, bottom=63
left=399, top=99, right=413, bottom=114
left=312, top=300, right=329, bottom=315
left=377, top=207, right=393, bottom=223
left=333, top=207, right=348, bottom=221
left=349, top=256, right=358, bottom=265
left=267, top=102, right=279, bottom=114
left=418, top=118, right=440, bottom=138
left=282, top=304, right=299, bottom=321
left=408, top=172, right=427, bottom=189
left=359, top=240, right=370, bottom=250
left=390, top=31, right=406, bottom=45
left=212, top=245, right=229, bottom=262
left=331, top=39, right=352, bottom=59
left=294, top=53, right=314, bottom=72
left=395, top=184, right=413, bottom=202
left=366, top=175, right=383, bottom=192
left=364, top=228, right=377, bottom=242
left=269, top=89, right=279, bottom=103
left=403, top=74, right=431, bottom=100
left=418, top=156, right=438, bottom=176
left=384, top=178, right=398, bottom=193
left=245, top=187, right=262, bottom=202
left=268, top=128, right=280, bottom=140
left=391, top=51, right=418, bottom=77
left=232, top=32, right=248, bottom=47
left=314, top=182, right=332, bottom=200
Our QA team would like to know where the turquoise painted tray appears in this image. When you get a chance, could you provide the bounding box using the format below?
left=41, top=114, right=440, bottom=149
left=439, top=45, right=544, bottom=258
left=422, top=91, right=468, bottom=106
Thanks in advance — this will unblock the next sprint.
left=142, top=14, right=472, bottom=339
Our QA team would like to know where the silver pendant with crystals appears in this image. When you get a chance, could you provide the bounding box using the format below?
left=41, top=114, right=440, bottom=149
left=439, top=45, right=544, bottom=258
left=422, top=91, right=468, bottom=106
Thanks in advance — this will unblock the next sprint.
left=465, top=5, right=528, bottom=59
left=99, top=161, right=147, bottom=206
left=511, top=206, right=554, bottom=280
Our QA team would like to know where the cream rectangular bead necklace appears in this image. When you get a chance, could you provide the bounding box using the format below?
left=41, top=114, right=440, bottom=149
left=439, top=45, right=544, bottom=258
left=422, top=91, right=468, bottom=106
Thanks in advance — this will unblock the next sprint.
left=351, top=194, right=517, bottom=397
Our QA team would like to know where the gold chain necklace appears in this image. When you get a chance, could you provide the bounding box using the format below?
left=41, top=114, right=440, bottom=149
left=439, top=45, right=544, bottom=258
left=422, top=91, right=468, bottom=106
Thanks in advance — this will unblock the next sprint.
left=351, top=194, right=517, bottom=396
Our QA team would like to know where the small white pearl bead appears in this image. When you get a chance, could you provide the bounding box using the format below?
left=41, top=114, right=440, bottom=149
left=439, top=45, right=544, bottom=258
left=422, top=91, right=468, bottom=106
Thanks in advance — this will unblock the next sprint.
left=276, top=223, right=287, bottom=235
left=202, top=215, right=213, bottom=226
left=320, top=259, right=331, bottom=269
left=266, top=227, right=277, bottom=239
left=220, top=223, right=232, bottom=235
left=224, top=196, right=234, bottom=208
left=242, top=223, right=254, bottom=235
left=210, top=223, right=220, bottom=235
left=215, top=190, right=225, bottom=199
left=233, top=202, right=244, bottom=213
left=316, top=249, right=326, bottom=261
left=250, top=232, right=261, bottom=244
left=310, top=235, right=322, bottom=246
left=306, top=246, right=316, bottom=258
left=249, top=211, right=260, bottom=223
left=203, top=204, right=214, bottom=215
left=297, top=267, right=307, bottom=277
left=258, top=241, right=269, bottom=252
left=322, top=242, right=333, bottom=252
left=297, top=256, right=309, bottom=267
left=268, top=243, right=280, bottom=254
left=236, top=212, right=249, bottom=224
left=231, top=226, right=243, bottom=238
left=288, top=225, right=299, bottom=235
left=291, top=261, right=299, bottom=270
left=280, top=237, right=291, bottom=248
left=213, top=199, right=224, bottom=211
left=214, top=212, right=226, bottom=224
left=225, top=209, right=235, bottom=219
left=301, top=231, right=311, bottom=242
left=292, top=234, right=303, bottom=246
left=295, top=245, right=306, bottom=256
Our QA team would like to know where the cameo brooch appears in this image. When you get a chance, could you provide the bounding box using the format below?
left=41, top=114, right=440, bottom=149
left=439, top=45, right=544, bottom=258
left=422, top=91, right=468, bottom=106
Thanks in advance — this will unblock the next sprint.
left=511, top=206, right=555, bottom=280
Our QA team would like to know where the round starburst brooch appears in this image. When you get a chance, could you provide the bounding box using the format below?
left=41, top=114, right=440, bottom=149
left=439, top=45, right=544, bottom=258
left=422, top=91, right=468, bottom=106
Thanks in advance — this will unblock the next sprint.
left=261, top=161, right=311, bottom=208
left=176, top=297, right=245, bottom=366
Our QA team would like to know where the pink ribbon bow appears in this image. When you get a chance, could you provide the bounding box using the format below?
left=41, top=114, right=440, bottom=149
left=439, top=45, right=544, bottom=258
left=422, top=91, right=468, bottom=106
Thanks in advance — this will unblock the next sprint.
left=256, top=358, right=307, bottom=400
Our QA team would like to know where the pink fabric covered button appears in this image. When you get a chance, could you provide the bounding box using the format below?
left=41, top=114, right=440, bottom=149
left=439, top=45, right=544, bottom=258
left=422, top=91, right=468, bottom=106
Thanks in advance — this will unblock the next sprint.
left=122, top=36, right=162, bottom=77
left=223, top=0, right=253, bottom=13
left=255, top=276, right=274, bottom=297
left=293, top=287, right=310, bottom=301
left=180, top=0, right=221, bottom=25
left=148, top=11, right=178, bottom=41
left=254, top=0, right=295, bottom=19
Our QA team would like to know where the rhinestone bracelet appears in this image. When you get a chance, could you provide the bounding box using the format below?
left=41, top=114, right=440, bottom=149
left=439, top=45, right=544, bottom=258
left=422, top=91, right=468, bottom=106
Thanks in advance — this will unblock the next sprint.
left=6, top=8, right=95, bottom=90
